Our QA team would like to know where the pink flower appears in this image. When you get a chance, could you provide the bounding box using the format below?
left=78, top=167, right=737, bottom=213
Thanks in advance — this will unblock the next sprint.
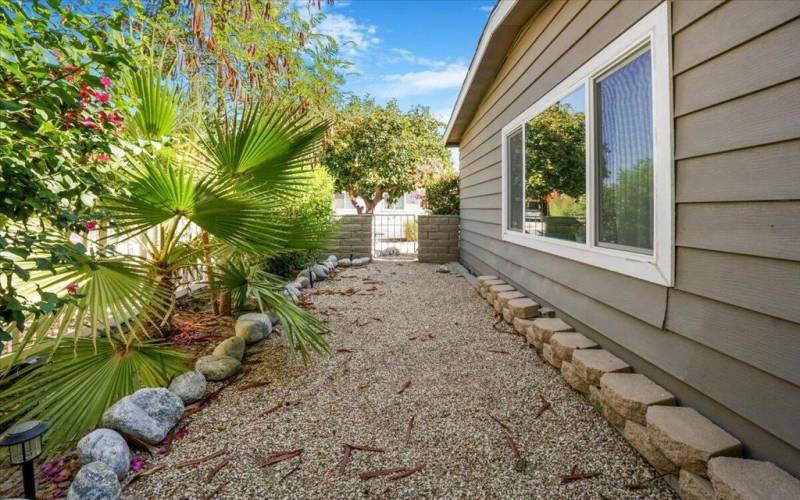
left=100, top=75, right=112, bottom=88
left=80, top=118, right=97, bottom=129
left=66, top=283, right=78, bottom=294
left=176, top=427, right=188, bottom=440
left=95, top=92, right=110, bottom=104
left=41, top=460, right=63, bottom=477
left=96, top=153, right=109, bottom=163
left=130, top=456, right=146, bottom=472
left=53, top=488, right=65, bottom=498
left=85, top=220, right=98, bottom=231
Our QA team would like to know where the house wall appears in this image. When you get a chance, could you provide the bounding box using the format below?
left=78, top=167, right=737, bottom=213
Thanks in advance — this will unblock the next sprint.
left=458, top=0, right=800, bottom=474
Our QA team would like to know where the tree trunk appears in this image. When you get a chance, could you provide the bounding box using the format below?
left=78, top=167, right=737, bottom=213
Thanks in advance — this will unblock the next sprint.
left=201, top=231, right=220, bottom=315
left=363, top=189, right=384, bottom=214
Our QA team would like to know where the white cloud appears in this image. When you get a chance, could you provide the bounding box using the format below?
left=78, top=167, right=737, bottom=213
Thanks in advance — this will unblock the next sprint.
left=479, top=4, right=494, bottom=13
left=390, top=48, right=449, bottom=68
left=374, top=63, right=468, bottom=98
left=317, top=13, right=379, bottom=56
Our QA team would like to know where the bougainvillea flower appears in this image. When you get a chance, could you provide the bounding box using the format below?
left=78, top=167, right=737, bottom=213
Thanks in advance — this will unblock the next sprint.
left=41, top=460, right=63, bottom=477
left=80, top=118, right=97, bottom=129
left=85, top=220, right=98, bottom=231
left=130, top=456, right=146, bottom=472
left=100, top=75, right=112, bottom=87
left=63, top=64, right=80, bottom=73
left=176, top=427, right=188, bottom=439
left=96, top=153, right=109, bottom=163
left=52, top=488, right=65, bottom=498
left=95, top=92, right=110, bottom=104
left=66, top=283, right=78, bottom=294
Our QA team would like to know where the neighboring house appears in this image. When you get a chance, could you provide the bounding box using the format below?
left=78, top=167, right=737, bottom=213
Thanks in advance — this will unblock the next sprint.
left=332, top=191, right=426, bottom=215
left=447, top=0, right=799, bottom=475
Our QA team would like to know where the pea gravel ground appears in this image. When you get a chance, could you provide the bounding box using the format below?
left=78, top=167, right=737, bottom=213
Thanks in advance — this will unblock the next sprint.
left=124, top=261, right=676, bottom=499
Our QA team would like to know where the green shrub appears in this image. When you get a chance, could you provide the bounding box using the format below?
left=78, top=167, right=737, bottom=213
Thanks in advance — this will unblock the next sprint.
left=423, top=172, right=460, bottom=215
left=404, top=219, right=418, bottom=241
left=262, top=167, right=337, bottom=277
left=548, top=194, right=585, bottom=217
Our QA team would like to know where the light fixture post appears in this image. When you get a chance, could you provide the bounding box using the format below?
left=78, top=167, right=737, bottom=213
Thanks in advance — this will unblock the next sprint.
left=0, top=420, right=49, bottom=500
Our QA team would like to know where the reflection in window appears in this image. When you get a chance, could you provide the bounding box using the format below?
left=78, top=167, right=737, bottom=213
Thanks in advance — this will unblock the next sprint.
left=524, top=85, right=586, bottom=242
left=596, top=48, right=653, bottom=253
left=506, top=128, right=524, bottom=231
left=385, top=193, right=405, bottom=210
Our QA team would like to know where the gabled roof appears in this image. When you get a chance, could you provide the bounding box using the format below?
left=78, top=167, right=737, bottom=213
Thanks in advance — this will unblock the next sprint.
left=444, top=0, right=547, bottom=146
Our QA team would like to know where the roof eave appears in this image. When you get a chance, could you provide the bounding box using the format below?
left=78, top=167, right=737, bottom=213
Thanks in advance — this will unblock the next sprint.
left=444, top=0, right=548, bottom=147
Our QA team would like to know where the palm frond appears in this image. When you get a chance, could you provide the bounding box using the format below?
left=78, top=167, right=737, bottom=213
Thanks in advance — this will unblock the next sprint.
left=199, top=102, right=328, bottom=196
left=214, top=260, right=328, bottom=359
left=0, top=339, right=189, bottom=460
left=125, top=65, right=184, bottom=141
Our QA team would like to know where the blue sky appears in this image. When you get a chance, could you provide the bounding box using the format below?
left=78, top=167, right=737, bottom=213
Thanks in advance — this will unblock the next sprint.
left=315, top=0, right=493, bottom=125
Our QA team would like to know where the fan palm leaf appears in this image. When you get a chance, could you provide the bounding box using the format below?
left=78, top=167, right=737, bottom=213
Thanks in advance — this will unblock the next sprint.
left=0, top=338, right=189, bottom=460
left=199, top=102, right=328, bottom=197
left=214, top=260, right=328, bottom=359
left=125, top=65, right=184, bottom=141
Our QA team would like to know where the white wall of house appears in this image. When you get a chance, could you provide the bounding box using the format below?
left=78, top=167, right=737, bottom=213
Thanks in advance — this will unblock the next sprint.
left=333, top=191, right=426, bottom=215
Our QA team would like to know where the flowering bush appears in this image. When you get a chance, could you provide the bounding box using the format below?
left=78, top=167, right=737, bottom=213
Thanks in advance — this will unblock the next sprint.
left=0, top=0, right=134, bottom=346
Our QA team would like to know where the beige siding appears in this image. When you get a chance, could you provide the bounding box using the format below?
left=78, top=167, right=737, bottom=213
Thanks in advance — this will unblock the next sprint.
left=457, top=0, right=800, bottom=474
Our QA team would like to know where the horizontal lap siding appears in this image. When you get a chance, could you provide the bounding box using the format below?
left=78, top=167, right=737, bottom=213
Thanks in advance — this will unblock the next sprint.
left=458, top=0, right=800, bottom=473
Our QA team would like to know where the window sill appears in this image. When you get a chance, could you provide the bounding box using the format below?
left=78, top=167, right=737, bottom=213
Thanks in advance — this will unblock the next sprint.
left=501, top=229, right=672, bottom=286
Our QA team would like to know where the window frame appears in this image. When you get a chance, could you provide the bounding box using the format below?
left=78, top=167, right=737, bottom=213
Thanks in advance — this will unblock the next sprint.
left=500, top=2, right=673, bottom=286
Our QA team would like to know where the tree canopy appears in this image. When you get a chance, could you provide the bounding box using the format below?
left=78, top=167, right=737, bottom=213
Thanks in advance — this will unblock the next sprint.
left=323, top=97, right=451, bottom=213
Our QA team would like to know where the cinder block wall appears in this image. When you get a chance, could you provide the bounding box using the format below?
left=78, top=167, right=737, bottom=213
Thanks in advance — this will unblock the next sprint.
left=418, top=215, right=459, bottom=263
left=326, top=214, right=373, bottom=259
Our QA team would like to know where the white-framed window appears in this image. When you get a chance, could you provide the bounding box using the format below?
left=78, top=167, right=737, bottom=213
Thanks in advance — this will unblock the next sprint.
left=384, top=192, right=405, bottom=210
left=501, top=2, right=672, bottom=286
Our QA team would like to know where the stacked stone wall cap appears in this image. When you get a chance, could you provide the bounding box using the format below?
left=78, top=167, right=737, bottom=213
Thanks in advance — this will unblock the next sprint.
left=599, top=373, right=675, bottom=424
left=572, top=349, right=631, bottom=386
left=708, top=457, right=800, bottom=500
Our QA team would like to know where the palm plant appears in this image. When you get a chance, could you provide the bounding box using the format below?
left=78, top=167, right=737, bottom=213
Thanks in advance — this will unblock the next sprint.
left=0, top=66, right=332, bottom=458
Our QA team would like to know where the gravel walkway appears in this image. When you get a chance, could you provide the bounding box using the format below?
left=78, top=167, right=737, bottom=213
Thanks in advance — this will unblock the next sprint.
left=124, top=261, right=676, bottom=499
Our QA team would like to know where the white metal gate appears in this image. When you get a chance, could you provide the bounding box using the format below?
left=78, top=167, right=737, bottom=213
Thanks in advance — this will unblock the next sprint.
left=372, top=213, right=418, bottom=259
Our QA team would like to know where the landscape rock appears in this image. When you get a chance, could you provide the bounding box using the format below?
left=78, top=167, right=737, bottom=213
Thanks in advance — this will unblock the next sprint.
left=679, top=469, right=715, bottom=500
left=67, top=461, right=120, bottom=500
left=381, top=246, right=400, bottom=257
left=572, top=349, right=631, bottom=386
left=560, top=361, right=589, bottom=394
left=487, top=284, right=514, bottom=303
left=352, top=257, right=371, bottom=266
left=623, top=420, right=677, bottom=474
left=338, top=258, right=352, bottom=267
left=549, top=332, right=598, bottom=363
left=266, top=310, right=280, bottom=326
left=76, top=429, right=130, bottom=479
left=600, top=373, right=675, bottom=425
left=297, top=276, right=310, bottom=288
left=512, top=317, right=536, bottom=336
left=646, top=406, right=742, bottom=475
left=168, top=371, right=207, bottom=404
left=213, top=336, right=245, bottom=361
left=529, top=318, right=572, bottom=351
left=436, top=265, right=450, bottom=273
left=327, top=254, right=338, bottom=264
left=195, top=355, right=241, bottom=381
left=235, top=313, right=272, bottom=344
left=708, top=457, right=800, bottom=500
left=506, top=298, right=539, bottom=319
left=542, top=343, right=560, bottom=368
left=101, top=388, right=183, bottom=445
left=311, top=264, right=328, bottom=280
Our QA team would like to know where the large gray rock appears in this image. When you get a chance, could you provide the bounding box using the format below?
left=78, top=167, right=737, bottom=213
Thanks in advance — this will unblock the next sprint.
left=297, top=276, right=310, bottom=288
left=326, top=254, right=338, bottom=264
left=338, top=258, right=351, bottom=268
left=286, top=283, right=302, bottom=299
left=646, top=405, right=742, bottom=475
left=102, top=388, right=183, bottom=445
left=76, top=429, right=130, bottom=479
left=352, top=257, right=371, bottom=266
left=212, top=336, right=245, bottom=361
left=311, top=264, right=328, bottom=280
left=168, top=371, right=207, bottom=404
left=195, top=355, right=241, bottom=381
left=235, top=313, right=272, bottom=344
left=708, top=457, right=800, bottom=500
left=67, top=461, right=120, bottom=500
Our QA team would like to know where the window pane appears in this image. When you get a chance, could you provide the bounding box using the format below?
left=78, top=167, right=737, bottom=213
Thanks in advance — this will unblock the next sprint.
left=524, top=85, right=586, bottom=242
left=596, top=48, right=653, bottom=253
left=334, top=192, right=345, bottom=209
left=507, top=129, right=524, bottom=231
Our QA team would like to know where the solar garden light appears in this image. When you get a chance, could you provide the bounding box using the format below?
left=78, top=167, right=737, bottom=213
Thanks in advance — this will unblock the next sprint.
left=0, top=420, right=49, bottom=500
left=308, top=264, right=314, bottom=288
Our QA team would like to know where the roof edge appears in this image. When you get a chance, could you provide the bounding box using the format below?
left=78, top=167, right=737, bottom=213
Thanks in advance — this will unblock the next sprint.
left=444, top=0, right=547, bottom=146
